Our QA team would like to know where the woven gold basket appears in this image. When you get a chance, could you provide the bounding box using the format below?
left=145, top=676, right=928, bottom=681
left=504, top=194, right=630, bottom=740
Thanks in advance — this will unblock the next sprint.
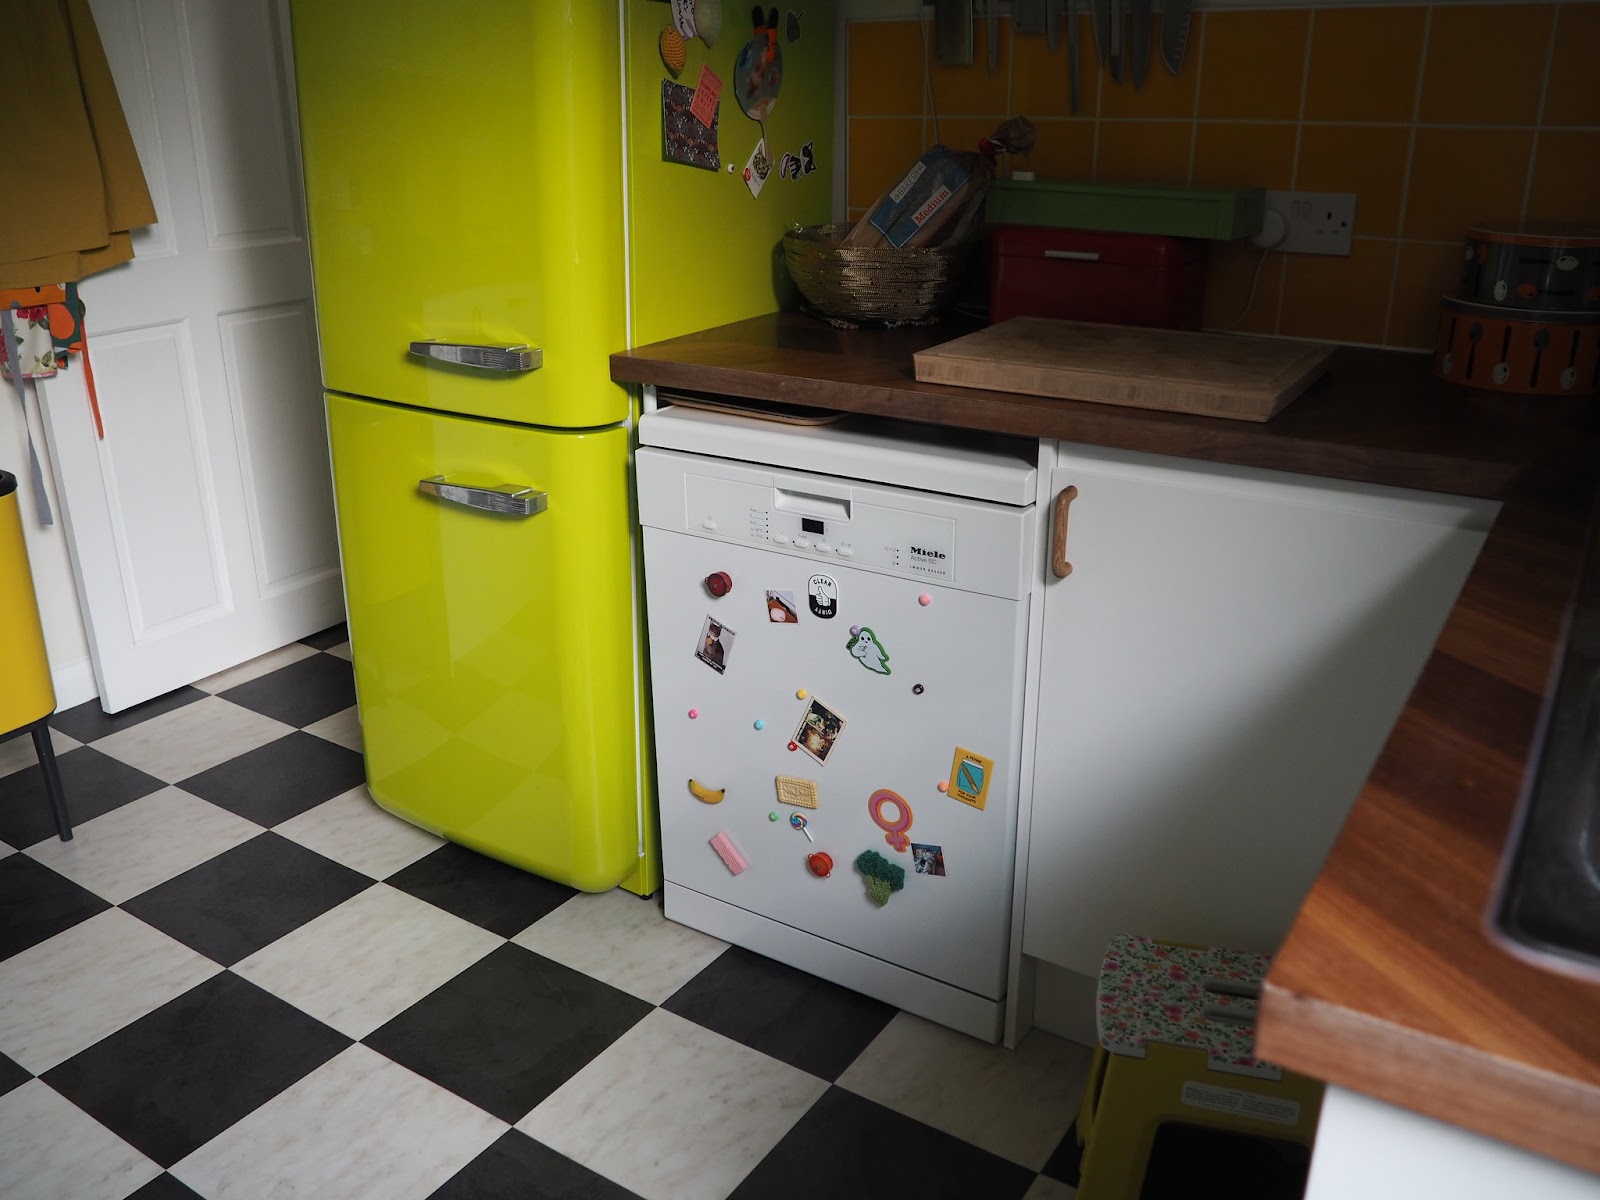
left=782, top=223, right=973, bottom=323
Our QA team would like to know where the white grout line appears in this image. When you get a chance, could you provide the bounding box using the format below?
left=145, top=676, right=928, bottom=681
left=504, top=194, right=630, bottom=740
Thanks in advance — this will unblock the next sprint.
left=1272, top=8, right=1317, bottom=336
left=1380, top=4, right=1433, bottom=346
left=1185, top=11, right=1207, bottom=185
left=1519, top=3, right=1561, bottom=223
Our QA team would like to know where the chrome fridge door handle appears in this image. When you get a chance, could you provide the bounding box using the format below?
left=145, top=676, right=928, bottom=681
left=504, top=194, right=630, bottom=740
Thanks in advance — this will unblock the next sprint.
left=417, top=476, right=548, bottom=517
left=407, top=341, right=543, bottom=372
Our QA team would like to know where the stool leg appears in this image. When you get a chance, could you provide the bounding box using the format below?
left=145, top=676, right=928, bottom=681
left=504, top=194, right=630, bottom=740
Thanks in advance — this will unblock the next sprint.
left=31, top=720, right=72, bottom=841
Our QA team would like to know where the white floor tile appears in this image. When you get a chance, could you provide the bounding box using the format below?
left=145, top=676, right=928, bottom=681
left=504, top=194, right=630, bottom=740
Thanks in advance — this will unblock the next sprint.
left=89, top=697, right=292, bottom=783
left=0, top=837, right=13, bottom=859
left=274, top=786, right=441, bottom=879
left=232, top=884, right=501, bottom=1038
left=172, top=1044, right=504, bottom=1200
left=836, top=1014, right=1092, bottom=1170
left=192, top=642, right=318, bottom=693
left=0, top=909, right=219, bottom=1074
left=24, top=786, right=262, bottom=901
left=1024, top=1176, right=1079, bottom=1199
left=302, top=706, right=362, bottom=753
left=0, top=728, right=79, bottom=780
left=518, top=1008, right=827, bottom=1200
left=325, top=641, right=353, bottom=660
left=0, top=1081, right=160, bottom=1200
left=512, top=889, right=727, bottom=1004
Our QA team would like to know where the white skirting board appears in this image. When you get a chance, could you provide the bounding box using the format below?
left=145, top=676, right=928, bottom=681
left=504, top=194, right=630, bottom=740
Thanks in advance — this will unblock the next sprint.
left=665, top=882, right=1005, bottom=1043
left=51, top=658, right=97, bottom=712
left=1028, top=957, right=1099, bottom=1049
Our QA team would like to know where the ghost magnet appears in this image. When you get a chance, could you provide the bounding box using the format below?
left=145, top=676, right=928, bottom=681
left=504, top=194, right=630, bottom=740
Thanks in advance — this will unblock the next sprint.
left=846, top=626, right=890, bottom=675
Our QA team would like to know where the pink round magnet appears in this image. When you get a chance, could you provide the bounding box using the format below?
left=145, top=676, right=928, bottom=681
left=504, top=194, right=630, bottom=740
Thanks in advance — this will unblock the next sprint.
left=918, top=593, right=932, bottom=606
left=937, top=781, right=949, bottom=793
left=688, top=709, right=699, bottom=719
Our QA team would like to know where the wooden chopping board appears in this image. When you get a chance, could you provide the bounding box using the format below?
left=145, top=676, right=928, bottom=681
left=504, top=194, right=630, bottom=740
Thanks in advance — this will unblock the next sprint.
left=913, top=317, right=1335, bottom=422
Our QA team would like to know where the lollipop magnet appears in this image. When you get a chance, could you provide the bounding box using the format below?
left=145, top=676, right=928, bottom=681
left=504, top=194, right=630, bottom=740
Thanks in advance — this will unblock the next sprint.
left=789, top=812, right=814, bottom=842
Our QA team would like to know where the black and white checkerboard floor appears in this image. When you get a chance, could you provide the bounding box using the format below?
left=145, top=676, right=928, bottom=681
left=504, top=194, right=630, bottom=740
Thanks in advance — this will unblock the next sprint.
left=0, top=626, right=1090, bottom=1200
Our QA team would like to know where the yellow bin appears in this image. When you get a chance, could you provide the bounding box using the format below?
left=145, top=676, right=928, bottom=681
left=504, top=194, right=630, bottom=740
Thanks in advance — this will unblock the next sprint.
left=1, top=469, right=72, bottom=839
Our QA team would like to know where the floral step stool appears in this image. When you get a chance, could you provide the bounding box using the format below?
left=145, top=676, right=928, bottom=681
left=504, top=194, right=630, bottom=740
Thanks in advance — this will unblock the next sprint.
left=1073, top=935, right=1325, bottom=1199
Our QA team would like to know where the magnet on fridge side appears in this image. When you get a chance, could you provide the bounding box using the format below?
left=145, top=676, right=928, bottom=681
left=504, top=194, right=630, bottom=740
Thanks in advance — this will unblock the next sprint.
left=808, top=574, right=837, bottom=619
left=868, top=789, right=913, bottom=852
left=918, top=593, right=932, bottom=607
left=846, top=626, right=891, bottom=675
left=688, top=778, right=726, bottom=804
left=795, top=688, right=807, bottom=699
left=695, top=615, right=735, bottom=673
left=709, top=831, right=747, bottom=875
left=766, top=590, right=798, bottom=622
left=754, top=719, right=766, bottom=730
left=775, top=775, right=819, bottom=808
left=704, top=571, right=733, bottom=597
left=912, top=684, right=925, bottom=695
left=948, top=747, right=995, bottom=811
left=688, top=708, right=700, bottom=719
left=789, top=812, right=814, bottom=841
left=807, top=851, right=833, bottom=878
left=911, top=843, right=947, bottom=877
left=855, top=849, right=905, bottom=906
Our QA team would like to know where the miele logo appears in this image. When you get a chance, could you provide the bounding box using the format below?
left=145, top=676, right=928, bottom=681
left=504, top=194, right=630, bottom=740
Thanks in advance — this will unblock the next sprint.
left=910, top=546, right=946, bottom=560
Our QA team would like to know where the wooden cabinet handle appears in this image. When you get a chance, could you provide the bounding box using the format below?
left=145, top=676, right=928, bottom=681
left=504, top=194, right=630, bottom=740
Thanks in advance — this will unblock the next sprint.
left=1051, top=485, right=1078, bottom=578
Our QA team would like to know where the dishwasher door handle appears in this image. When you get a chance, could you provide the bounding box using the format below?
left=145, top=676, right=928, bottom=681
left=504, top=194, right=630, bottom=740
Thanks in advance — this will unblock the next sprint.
left=1051, top=485, right=1078, bottom=578
left=408, top=341, right=542, bottom=372
left=418, top=476, right=548, bottom=517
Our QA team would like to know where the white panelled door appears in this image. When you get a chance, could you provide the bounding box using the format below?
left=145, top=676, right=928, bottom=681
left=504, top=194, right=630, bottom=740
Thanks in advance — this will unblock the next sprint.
left=40, top=0, right=341, bottom=712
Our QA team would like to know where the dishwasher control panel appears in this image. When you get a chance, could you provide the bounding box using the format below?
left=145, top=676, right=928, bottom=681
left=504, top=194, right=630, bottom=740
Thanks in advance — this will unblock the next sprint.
left=684, top=472, right=957, bottom=581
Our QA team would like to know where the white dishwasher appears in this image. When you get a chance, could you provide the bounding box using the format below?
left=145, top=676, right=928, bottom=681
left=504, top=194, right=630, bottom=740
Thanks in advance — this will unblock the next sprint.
left=637, top=405, right=1038, bottom=1042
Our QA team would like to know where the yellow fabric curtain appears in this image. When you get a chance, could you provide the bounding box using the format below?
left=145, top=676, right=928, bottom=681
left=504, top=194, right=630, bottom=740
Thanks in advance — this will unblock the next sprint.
left=0, top=0, right=157, bottom=289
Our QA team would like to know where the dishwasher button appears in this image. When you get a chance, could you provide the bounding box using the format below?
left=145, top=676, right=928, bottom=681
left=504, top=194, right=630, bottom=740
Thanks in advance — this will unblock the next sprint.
left=794, top=537, right=811, bottom=549
left=838, top=545, right=854, bottom=557
left=816, top=541, right=832, bottom=552
left=701, top=519, right=717, bottom=531
left=773, top=533, right=790, bottom=544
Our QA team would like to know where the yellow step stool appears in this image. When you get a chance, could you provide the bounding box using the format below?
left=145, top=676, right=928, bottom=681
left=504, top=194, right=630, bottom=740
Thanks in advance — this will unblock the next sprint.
left=1, top=469, right=72, bottom=841
left=1075, top=935, right=1324, bottom=1199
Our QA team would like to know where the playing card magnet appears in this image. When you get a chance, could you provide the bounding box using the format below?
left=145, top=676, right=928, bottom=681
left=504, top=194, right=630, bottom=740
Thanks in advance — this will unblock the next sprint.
left=947, top=747, right=994, bottom=811
left=696, top=615, right=736, bottom=673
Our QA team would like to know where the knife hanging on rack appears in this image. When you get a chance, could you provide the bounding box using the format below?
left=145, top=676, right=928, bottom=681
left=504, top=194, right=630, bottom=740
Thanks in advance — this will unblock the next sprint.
left=1129, top=0, right=1150, bottom=88
left=1091, top=0, right=1110, bottom=73
left=1160, top=0, right=1193, bottom=73
left=1065, top=0, right=1080, bottom=114
left=987, top=0, right=998, bottom=71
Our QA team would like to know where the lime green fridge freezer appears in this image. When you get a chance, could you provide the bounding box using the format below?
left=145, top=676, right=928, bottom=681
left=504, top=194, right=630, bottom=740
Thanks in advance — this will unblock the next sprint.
left=292, top=0, right=834, bottom=893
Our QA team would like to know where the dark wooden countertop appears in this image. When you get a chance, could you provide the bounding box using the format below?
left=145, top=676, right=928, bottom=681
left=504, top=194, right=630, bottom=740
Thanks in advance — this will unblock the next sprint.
left=613, top=313, right=1600, bottom=1173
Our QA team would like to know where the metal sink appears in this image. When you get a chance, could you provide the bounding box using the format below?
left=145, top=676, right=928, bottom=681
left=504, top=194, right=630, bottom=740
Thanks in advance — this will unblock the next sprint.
left=1493, top=512, right=1600, bottom=976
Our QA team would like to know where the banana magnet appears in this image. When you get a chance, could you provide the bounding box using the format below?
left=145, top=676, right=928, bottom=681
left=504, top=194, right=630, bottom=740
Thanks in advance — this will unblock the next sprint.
left=688, top=778, right=726, bottom=804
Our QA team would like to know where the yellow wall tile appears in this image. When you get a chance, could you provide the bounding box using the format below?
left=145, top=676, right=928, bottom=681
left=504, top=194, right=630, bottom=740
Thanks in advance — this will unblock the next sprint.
left=1012, top=16, right=1097, bottom=119
left=1388, top=241, right=1465, bottom=349
left=1524, top=131, right=1600, bottom=225
left=1404, top=127, right=1533, bottom=241
left=928, top=15, right=1011, bottom=115
left=1197, top=11, right=1310, bottom=121
left=1191, top=123, right=1297, bottom=191
left=1203, top=240, right=1282, bottom=335
left=1020, top=119, right=1097, bottom=180
left=1279, top=239, right=1397, bottom=344
left=1095, top=121, right=1193, bottom=185
left=1418, top=5, right=1553, bottom=125
left=848, top=118, right=927, bottom=210
left=1543, top=5, right=1600, bottom=126
left=848, top=20, right=925, bottom=115
left=1296, top=125, right=1412, bottom=237
left=1099, top=15, right=1198, bottom=119
left=1303, top=8, right=1426, bottom=123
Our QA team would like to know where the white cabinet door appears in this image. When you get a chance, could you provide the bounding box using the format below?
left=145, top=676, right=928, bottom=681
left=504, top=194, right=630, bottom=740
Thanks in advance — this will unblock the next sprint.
left=40, top=0, right=341, bottom=712
left=1022, top=444, right=1495, bottom=977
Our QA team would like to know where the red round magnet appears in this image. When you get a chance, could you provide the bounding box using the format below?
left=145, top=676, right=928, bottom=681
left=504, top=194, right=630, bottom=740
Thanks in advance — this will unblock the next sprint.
left=807, top=851, right=834, bottom=878
left=787, top=741, right=798, bottom=751
left=704, top=571, right=733, bottom=597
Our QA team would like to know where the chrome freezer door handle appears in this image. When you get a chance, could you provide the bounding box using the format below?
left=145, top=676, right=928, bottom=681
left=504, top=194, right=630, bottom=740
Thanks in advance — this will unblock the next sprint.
left=418, top=476, right=548, bottom=517
left=408, top=341, right=543, bottom=372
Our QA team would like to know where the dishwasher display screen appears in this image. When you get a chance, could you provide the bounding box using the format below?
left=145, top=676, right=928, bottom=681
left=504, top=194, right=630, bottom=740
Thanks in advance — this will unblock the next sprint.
left=801, top=518, right=825, bottom=534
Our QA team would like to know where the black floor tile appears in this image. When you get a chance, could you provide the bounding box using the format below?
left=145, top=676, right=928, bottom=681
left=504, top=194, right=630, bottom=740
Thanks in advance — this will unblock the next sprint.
left=48, top=687, right=207, bottom=744
left=385, top=843, right=578, bottom=937
left=122, top=833, right=373, bottom=965
left=127, top=1174, right=206, bottom=1200
left=364, top=944, right=650, bottom=1123
left=0, top=1050, right=30, bottom=1098
left=0, top=746, right=165, bottom=848
left=730, top=1086, right=1036, bottom=1200
left=429, top=1129, right=644, bottom=1200
left=43, top=972, right=350, bottom=1168
left=1040, top=1118, right=1084, bottom=1185
left=662, top=946, right=896, bottom=1081
left=179, top=732, right=365, bottom=826
left=0, top=855, right=111, bottom=961
left=219, top=653, right=356, bottom=728
left=300, top=622, right=348, bottom=650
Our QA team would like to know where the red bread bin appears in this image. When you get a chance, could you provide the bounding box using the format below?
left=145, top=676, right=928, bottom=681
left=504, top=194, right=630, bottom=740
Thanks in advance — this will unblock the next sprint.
left=988, top=226, right=1206, bottom=329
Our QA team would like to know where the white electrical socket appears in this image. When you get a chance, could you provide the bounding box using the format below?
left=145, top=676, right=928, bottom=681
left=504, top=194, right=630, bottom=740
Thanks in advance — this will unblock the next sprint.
left=1263, top=190, right=1357, bottom=255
